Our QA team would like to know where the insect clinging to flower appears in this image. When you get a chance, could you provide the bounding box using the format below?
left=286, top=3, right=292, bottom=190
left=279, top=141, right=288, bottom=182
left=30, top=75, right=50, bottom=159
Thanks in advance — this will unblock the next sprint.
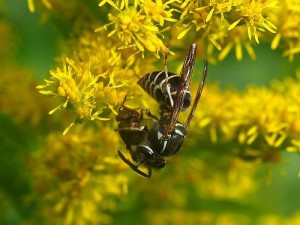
left=117, top=43, right=208, bottom=178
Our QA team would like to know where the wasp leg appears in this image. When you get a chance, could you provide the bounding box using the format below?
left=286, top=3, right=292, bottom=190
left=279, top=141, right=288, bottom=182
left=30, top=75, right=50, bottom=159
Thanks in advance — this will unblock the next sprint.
left=161, top=49, right=174, bottom=108
left=117, top=150, right=151, bottom=178
left=140, top=107, right=159, bottom=121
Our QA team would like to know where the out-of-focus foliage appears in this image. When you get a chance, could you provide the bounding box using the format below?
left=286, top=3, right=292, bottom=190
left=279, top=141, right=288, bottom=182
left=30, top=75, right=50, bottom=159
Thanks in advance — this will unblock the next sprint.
left=0, top=0, right=299, bottom=225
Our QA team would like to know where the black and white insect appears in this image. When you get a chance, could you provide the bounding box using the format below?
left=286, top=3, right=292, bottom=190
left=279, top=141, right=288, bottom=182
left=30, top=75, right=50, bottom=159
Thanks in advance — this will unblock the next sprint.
left=117, top=43, right=208, bottom=178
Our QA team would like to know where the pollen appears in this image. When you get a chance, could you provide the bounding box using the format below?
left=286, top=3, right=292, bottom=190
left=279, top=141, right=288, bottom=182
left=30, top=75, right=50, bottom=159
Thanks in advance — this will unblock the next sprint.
left=57, top=86, right=66, bottom=97
left=76, top=104, right=90, bottom=119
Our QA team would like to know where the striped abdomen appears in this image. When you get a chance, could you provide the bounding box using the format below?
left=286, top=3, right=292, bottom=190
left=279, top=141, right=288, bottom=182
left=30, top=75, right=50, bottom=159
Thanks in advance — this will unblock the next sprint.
left=138, top=71, right=191, bottom=110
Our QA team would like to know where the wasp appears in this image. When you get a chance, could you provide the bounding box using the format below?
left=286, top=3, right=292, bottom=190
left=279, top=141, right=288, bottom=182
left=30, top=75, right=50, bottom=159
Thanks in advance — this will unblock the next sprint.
left=117, top=43, right=208, bottom=178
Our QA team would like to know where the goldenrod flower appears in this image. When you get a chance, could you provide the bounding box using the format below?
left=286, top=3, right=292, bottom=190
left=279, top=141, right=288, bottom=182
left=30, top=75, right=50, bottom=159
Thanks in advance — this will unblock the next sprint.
left=228, top=0, right=278, bottom=43
left=27, top=0, right=300, bottom=61
left=30, top=125, right=128, bottom=225
left=143, top=0, right=177, bottom=26
left=186, top=73, right=300, bottom=159
left=1, top=67, right=51, bottom=126
left=177, top=1, right=209, bottom=40
left=217, top=26, right=256, bottom=61
left=271, top=0, right=300, bottom=61
left=37, top=55, right=114, bottom=134
left=37, top=31, right=147, bottom=134
left=177, top=0, right=278, bottom=60
left=97, top=0, right=174, bottom=56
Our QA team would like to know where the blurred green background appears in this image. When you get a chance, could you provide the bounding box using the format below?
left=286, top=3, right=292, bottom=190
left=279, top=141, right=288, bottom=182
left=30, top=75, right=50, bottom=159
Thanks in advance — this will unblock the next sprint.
left=0, top=0, right=299, bottom=225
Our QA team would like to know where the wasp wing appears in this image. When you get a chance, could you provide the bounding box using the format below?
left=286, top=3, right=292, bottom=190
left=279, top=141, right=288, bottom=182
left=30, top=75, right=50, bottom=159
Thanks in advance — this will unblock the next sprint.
left=165, top=43, right=197, bottom=135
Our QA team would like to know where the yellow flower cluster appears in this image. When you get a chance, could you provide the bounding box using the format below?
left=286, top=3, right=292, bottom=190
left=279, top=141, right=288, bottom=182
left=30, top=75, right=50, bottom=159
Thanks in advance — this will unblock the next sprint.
left=136, top=156, right=258, bottom=201
left=37, top=30, right=152, bottom=134
left=28, top=0, right=300, bottom=61
left=271, top=0, right=300, bottom=61
left=187, top=73, right=300, bottom=159
left=29, top=125, right=128, bottom=225
left=177, top=0, right=278, bottom=61
left=97, top=0, right=176, bottom=56
left=1, top=67, right=51, bottom=126
left=95, top=0, right=285, bottom=61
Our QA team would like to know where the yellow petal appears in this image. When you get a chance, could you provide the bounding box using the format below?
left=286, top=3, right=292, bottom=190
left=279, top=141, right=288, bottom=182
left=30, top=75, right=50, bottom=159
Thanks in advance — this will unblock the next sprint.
left=218, top=43, right=232, bottom=61
left=27, top=0, right=35, bottom=12
left=99, top=0, right=119, bottom=10
left=271, top=34, right=281, bottom=50
left=63, top=122, right=75, bottom=135
left=206, top=7, right=214, bottom=22
left=235, top=41, right=242, bottom=61
left=39, top=90, right=55, bottom=95
left=177, top=26, right=192, bottom=40
left=228, top=18, right=242, bottom=30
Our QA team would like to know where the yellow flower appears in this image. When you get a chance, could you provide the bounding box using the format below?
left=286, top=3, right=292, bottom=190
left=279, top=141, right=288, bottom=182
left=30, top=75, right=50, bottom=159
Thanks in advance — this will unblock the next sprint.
left=176, top=0, right=280, bottom=60
left=228, top=0, right=278, bottom=43
left=271, top=0, right=300, bottom=61
left=218, top=26, right=256, bottom=61
left=143, top=0, right=177, bottom=26
left=37, top=30, right=148, bottom=134
left=97, top=0, right=172, bottom=56
left=177, top=1, right=209, bottom=40
left=30, top=125, right=128, bottom=225
left=37, top=56, right=111, bottom=129
left=1, top=67, right=51, bottom=126
left=187, top=72, right=300, bottom=159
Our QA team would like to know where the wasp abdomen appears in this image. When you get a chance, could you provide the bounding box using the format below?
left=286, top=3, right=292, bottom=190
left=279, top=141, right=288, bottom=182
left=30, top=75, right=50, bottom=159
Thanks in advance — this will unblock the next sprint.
left=138, top=71, right=192, bottom=110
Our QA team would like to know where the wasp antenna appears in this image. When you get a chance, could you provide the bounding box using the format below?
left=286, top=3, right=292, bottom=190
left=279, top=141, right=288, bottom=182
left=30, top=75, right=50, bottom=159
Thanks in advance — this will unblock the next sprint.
left=117, top=150, right=150, bottom=178
left=185, top=59, right=208, bottom=130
